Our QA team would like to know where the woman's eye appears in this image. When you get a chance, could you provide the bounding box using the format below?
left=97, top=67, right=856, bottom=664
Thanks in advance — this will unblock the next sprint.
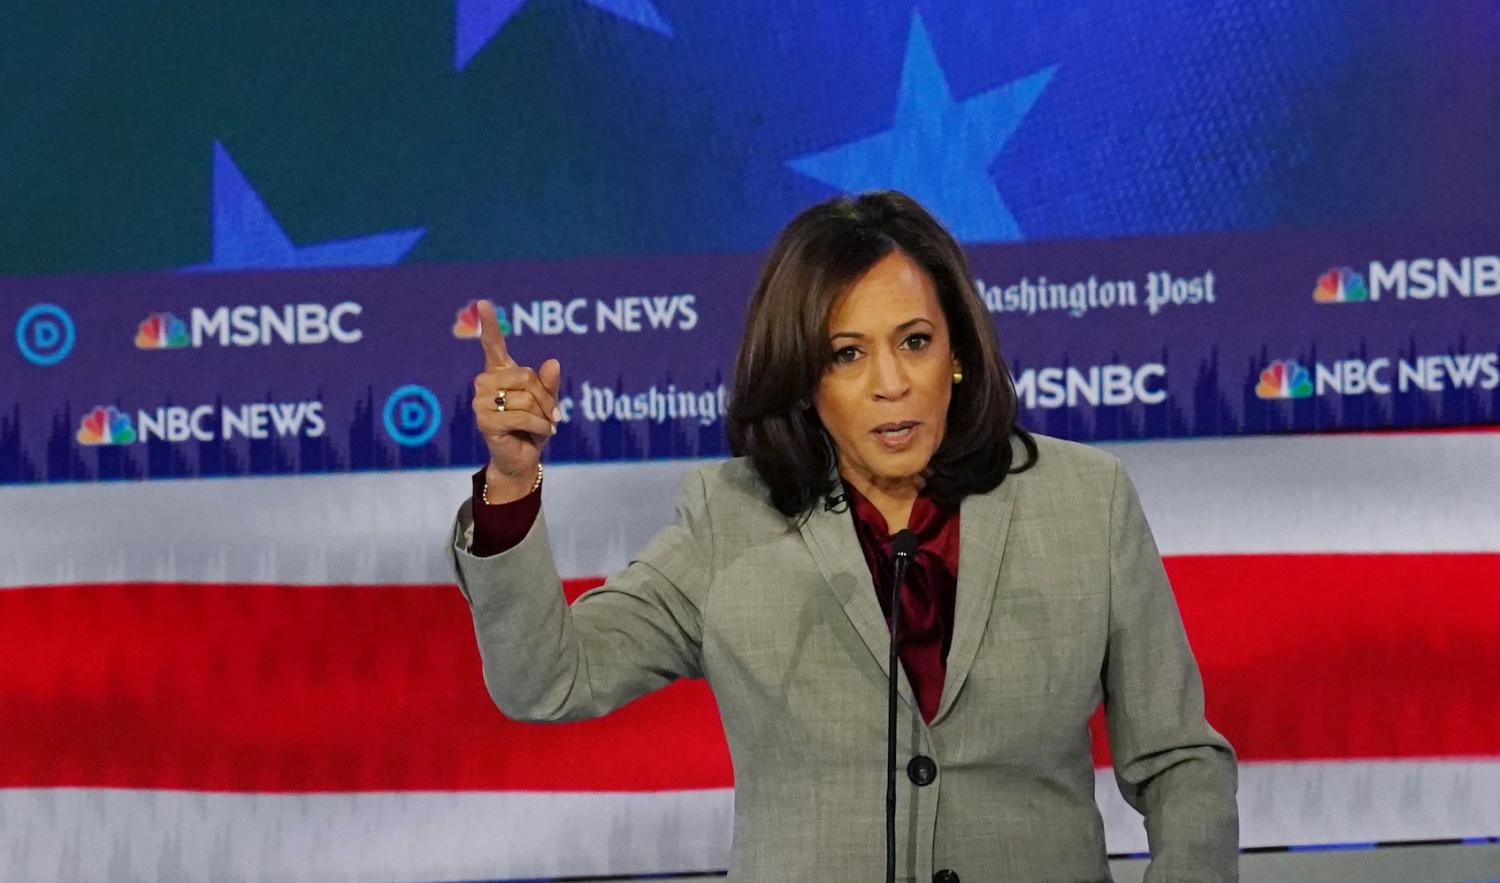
left=904, top=333, right=932, bottom=350
left=832, top=346, right=860, bottom=363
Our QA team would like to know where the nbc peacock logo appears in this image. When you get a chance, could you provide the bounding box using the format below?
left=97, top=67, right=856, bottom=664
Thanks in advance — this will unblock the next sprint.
left=1255, top=359, right=1314, bottom=400
left=135, top=312, right=190, bottom=349
left=452, top=300, right=508, bottom=339
left=1313, top=267, right=1369, bottom=303
left=76, top=405, right=137, bottom=445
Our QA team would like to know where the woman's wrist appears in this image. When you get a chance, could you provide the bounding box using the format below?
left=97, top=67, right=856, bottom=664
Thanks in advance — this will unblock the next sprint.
left=482, top=461, right=543, bottom=505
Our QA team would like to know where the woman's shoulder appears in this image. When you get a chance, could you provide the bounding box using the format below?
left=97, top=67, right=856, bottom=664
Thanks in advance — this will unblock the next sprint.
left=674, top=456, right=793, bottom=538
left=681, top=435, right=1125, bottom=497
left=675, top=434, right=1126, bottom=520
left=1023, top=431, right=1120, bottom=472
left=688, top=456, right=777, bottom=508
left=1003, top=431, right=1122, bottom=499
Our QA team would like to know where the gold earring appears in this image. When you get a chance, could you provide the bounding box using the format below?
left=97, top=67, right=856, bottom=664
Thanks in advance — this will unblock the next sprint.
left=952, top=371, right=963, bottom=384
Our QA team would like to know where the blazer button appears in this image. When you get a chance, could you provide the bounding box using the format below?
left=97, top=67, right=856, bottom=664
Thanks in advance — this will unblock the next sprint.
left=932, top=870, right=960, bottom=883
left=906, top=754, right=937, bottom=786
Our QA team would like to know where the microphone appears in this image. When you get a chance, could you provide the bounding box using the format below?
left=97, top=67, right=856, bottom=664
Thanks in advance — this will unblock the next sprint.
left=890, top=528, right=919, bottom=558
left=886, top=528, right=918, bottom=883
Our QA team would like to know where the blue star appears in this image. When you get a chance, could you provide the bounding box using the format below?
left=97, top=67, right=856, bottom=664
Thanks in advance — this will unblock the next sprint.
left=183, top=142, right=424, bottom=271
left=788, top=13, right=1056, bottom=242
left=454, top=0, right=672, bottom=70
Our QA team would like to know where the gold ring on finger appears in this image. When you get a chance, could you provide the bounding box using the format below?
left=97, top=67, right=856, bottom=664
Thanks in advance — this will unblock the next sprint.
left=493, top=389, right=508, bottom=412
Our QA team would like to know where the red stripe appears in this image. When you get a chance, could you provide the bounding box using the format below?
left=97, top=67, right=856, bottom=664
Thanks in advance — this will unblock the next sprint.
left=1163, top=553, right=1500, bottom=763
left=0, top=580, right=727, bottom=792
left=2, top=553, right=1497, bottom=792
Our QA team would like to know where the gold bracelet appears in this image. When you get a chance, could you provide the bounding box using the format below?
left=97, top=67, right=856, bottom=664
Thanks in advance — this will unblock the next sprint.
left=482, top=462, right=543, bottom=505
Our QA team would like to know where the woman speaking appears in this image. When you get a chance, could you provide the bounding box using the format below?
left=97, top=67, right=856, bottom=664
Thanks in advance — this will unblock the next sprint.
left=447, top=191, right=1238, bottom=881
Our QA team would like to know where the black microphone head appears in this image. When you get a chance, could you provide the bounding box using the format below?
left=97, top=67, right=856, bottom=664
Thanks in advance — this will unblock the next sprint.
left=890, top=529, right=918, bottom=558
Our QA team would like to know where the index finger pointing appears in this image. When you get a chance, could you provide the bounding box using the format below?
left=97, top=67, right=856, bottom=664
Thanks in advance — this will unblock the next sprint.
left=476, top=299, right=514, bottom=369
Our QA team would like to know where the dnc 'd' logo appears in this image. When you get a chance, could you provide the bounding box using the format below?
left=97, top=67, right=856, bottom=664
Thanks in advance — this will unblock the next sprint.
left=1255, top=359, right=1314, bottom=400
left=76, top=405, right=137, bottom=445
left=383, top=384, right=442, bottom=447
left=1313, top=267, right=1369, bottom=303
left=452, top=300, right=508, bottom=339
left=16, top=303, right=77, bottom=365
left=135, top=312, right=190, bottom=349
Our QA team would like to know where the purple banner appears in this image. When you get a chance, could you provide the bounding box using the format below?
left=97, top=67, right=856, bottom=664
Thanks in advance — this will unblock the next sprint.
left=4, top=229, right=1498, bottom=485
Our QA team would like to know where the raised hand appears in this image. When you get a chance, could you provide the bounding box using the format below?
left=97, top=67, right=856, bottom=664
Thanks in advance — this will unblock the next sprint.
left=470, top=299, right=562, bottom=502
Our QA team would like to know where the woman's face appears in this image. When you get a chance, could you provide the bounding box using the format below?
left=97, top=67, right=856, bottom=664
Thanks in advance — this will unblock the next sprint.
left=813, top=250, right=958, bottom=492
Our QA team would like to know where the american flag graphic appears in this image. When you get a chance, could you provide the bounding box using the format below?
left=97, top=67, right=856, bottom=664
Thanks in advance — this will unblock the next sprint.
left=4, top=428, right=1497, bottom=880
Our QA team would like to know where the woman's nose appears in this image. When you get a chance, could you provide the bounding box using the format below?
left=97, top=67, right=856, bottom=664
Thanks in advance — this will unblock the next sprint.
left=870, top=347, right=910, bottom=400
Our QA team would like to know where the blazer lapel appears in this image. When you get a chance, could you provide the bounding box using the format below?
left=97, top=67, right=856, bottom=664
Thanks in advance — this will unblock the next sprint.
left=931, top=476, right=1017, bottom=724
left=796, top=481, right=920, bottom=714
left=796, top=462, right=1020, bottom=726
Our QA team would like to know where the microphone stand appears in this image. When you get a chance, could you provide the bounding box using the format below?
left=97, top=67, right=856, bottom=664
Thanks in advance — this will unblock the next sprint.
left=886, top=529, right=918, bottom=883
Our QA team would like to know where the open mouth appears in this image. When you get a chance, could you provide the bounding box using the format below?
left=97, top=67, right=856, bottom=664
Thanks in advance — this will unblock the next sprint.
left=871, top=421, right=919, bottom=446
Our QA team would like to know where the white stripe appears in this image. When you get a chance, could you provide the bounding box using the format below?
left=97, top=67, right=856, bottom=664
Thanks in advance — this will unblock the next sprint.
left=0, top=787, right=734, bottom=882
left=1097, top=759, right=1500, bottom=852
left=0, top=459, right=692, bottom=588
left=1109, top=431, right=1500, bottom=555
left=4, top=760, right=1496, bottom=880
left=3, top=431, right=1496, bottom=588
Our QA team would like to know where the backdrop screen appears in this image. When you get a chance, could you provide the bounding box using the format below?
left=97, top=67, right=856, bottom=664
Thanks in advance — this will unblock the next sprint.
left=3, top=2, right=1498, bottom=880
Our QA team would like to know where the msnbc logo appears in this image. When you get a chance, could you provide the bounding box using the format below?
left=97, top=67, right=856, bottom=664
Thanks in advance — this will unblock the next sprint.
left=453, top=300, right=508, bottom=339
left=76, top=405, right=137, bottom=445
left=135, top=302, right=362, bottom=349
left=135, top=312, right=190, bottom=349
left=1313, top=267, right=1369, bottom=303
left=1255, top=359, right=1314, bottom=400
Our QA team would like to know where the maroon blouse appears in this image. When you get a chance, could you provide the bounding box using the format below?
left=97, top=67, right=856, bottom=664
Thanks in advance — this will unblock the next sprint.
left=467, top=466, right=962, bottom=723
left=467, top=467, right=541, bottom=558
left=841, top=479, right=961, bottom=724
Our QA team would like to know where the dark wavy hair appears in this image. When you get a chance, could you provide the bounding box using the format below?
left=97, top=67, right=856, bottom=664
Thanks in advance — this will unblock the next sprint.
left=725, top=190, right=1038, bottom=519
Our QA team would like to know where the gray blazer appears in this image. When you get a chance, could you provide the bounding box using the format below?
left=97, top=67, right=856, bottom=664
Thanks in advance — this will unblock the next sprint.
left=447, top=432, right=1238, bottom=881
